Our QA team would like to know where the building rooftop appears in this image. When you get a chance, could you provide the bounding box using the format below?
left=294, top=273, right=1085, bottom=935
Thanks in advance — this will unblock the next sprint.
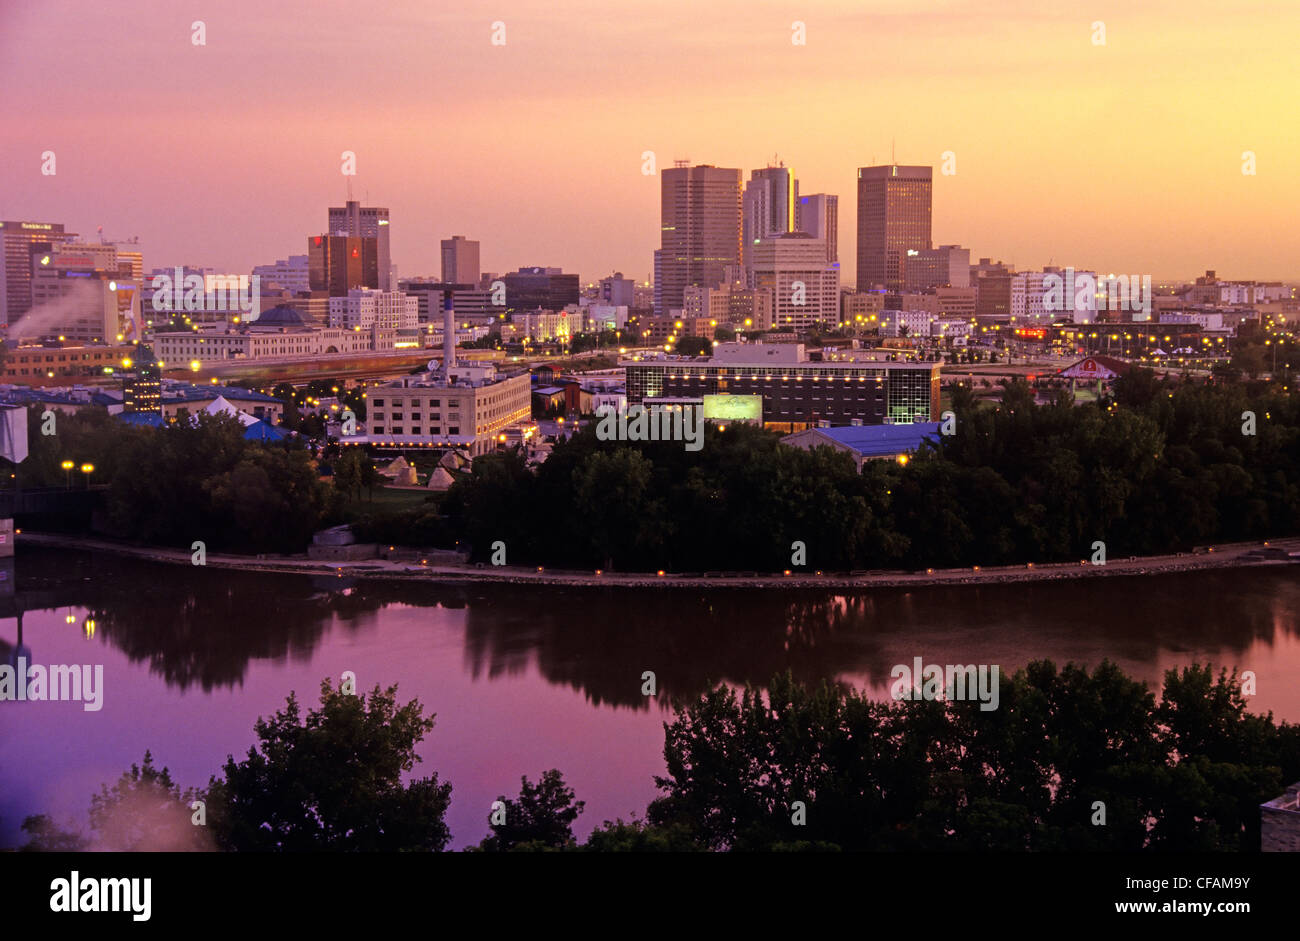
left=794, top=422, right=942, bottom=458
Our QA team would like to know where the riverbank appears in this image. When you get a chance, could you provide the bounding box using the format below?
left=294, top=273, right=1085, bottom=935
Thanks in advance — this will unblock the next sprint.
left=17, top=532, right=1300, bottom=589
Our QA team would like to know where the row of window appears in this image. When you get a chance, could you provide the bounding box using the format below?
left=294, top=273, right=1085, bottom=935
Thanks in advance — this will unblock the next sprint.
left=372, top=426, right=460, bottom=436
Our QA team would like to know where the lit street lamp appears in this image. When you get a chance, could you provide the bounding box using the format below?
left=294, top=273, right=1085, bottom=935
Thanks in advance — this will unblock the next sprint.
left=61, top=460, right=74, bottom=489
left=80, top=463, right=94, bottom=489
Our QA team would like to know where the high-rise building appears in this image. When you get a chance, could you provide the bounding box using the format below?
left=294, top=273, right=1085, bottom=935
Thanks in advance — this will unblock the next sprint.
left=750, top=233, right=840, bottom=332
left=654, top=164, right=742, bottom=316
left=742, top=164, right=796, bottom=271
left=856, top=165, right=933, bottom=294
left=441, top=236, right=480, bottom=285
left=795, top=194, right=838, bottom=264
left=0, top=221, right=78, bottom=330
left=328, top=200, right=391, bottom=289
left=308, top=235, right=379, bottom=295
left=122, top=343, right=162, bottom=414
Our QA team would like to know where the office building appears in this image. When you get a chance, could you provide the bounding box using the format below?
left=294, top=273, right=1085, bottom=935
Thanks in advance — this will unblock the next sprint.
left=441, top=236, right=480, bottom=285
left=121, top=343, right=162, bottom=414
left=501, top=267, right=579, bottom=312
left=795, top=193, right=838, bottom=263
left=21, top=245, right=141, bottom=344
left=623, top=342, right=939, bottom=432
left=742, top=164, right=796, bottom=271
left=363, top=363, right=533, bottom=456
left=308, top=235, right=379, bottom=295
left=654, top=164, right=743, bottom=315
left=328, top=288, right=418, bottom=332
left=856, top=165, right=933, bottom=294
left=253, top=255, right=310, bottom=294
left=749, top=233, right=840, bottom=332
left=905, top=244, right=970, bottom=291
left=599, top=272, right=636, bottom=307
left=0, top=221, right=79, bottom=329
left=328, top=200, right=391, bottom=289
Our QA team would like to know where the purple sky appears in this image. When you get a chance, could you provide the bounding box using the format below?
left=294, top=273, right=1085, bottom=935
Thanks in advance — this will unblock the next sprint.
left=4, top=0, right=1298, bottom=285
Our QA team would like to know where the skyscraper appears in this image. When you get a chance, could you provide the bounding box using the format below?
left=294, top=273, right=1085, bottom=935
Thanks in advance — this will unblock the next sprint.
left=308, top=235, right=379, bottom=295
left=742, top=164, right=796, bottom=272
left=750, top=232, right=840, bottom=332
left=328, top=200, right=391, bottom=289
left=654, top=164, right=742, bottom=316
left=856, top=165, right=932, bottom=294
left=795, top=194, right=838, bottom=264
left=0, top=221, right=78, bottom=330
left=441, top=236, right=480, bottom=285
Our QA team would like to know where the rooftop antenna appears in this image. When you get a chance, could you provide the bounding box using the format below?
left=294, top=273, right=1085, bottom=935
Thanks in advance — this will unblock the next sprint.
left=346, top=176, right=353, bottom=201
left=891, top=139, right=896, bottom=164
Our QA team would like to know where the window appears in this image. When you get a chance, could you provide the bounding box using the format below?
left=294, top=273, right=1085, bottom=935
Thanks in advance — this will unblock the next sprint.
left=373, top=426, right=385, bottom=434
left=391, top=427, right=403, bottom=435
left=448, top=426, right=459, bottom=435
left=372, top=399, right=384, bottom=406
left=410, top=427, right=421, bottom=435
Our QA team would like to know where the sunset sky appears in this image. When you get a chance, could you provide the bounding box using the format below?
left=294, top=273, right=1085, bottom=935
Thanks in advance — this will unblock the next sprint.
left=3, top=0, right=1298, bottom=285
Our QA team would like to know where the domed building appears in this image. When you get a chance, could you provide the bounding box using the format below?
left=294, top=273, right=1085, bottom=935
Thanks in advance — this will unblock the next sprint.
left=247, top=304, right=308, bottom=330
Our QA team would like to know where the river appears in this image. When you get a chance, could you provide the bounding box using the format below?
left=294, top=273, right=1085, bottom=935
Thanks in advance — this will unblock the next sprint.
left=1, top=547, right=1297, bottom=849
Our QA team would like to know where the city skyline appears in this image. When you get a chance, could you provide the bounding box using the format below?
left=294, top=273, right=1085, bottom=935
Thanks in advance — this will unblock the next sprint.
left=3, top=0, right=1299, bottom=284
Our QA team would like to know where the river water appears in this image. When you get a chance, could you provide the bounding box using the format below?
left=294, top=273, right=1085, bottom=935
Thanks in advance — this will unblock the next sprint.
left=1, top=547, right=1297, bottom=849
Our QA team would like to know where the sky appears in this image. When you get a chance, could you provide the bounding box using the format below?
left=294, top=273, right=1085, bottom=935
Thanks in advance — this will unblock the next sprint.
left=3, top=0, right=1299, bottom=286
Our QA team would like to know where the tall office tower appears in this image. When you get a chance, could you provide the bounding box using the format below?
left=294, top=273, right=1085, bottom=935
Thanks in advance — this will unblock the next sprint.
left=742, top=164, right=796, bottom=273
left=856, top=165, right=933, bottom=294
left=0, top=221, right=78, bottom=330
left=795, top=194, right=838, bottom=264
left=440, top=236, right=480, bottom=286
left=308, top=235, right=379, bottom=295
left=750, top=233, right=840, bottom=332
left=328, top=200, right=391, bottom=289
left=654, top=164, right=742, bottom=316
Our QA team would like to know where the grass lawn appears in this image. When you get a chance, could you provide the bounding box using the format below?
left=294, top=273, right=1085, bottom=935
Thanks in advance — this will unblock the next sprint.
left=338, top=485, right=437, bottom=520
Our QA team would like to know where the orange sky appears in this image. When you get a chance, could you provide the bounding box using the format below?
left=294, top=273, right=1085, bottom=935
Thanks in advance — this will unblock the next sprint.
left=3, top=0, right=1298, bottom=285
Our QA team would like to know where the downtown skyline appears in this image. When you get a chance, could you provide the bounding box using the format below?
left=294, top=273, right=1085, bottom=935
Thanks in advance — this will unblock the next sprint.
left=3, top=0, right=1299, bottom=285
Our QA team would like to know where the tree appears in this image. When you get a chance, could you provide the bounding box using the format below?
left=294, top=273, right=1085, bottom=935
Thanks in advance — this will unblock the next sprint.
left=479, top=769, right=585, bottom=851
left=673, top=336, right=712, bottom=357
left=204, top=680, right=452, bottom=851
left=88, top=751, right=210, bottom=851
left=19, top=815, right=87, bottom=852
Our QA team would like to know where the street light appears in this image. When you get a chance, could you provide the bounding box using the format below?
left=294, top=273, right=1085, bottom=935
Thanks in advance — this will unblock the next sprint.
left=80, top=463, right=94, bottom=488
left=61, top=460, right=74, bottom=489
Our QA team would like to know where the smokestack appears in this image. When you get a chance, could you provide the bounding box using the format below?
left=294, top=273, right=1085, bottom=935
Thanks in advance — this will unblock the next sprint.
left=443, top=289, right=455, bottom=377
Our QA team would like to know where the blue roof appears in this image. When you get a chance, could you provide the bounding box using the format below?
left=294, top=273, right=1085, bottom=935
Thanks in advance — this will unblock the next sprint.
left=534, top=386, right=566, bottom=395
left=812, top=422, right=941, bottom=457
left=243, top=420, right=289, bottom=441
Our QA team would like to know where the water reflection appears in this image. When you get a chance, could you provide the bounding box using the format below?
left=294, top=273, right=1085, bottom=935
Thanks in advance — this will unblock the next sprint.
left=5, top=549, right=1297, bottom=709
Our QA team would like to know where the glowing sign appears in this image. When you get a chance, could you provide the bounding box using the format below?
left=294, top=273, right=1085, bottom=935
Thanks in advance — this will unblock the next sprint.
left=702, top=394, right=762, bottom=423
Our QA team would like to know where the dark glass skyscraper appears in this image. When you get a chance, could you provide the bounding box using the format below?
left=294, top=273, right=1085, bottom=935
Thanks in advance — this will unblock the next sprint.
left=856, top=165, right=932, bottom=294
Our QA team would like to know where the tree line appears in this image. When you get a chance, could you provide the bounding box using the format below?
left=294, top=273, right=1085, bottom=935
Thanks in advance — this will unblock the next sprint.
left=439, top=372, right=1300, bottom=571
left=14, top=660, right=1299, bottom=852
